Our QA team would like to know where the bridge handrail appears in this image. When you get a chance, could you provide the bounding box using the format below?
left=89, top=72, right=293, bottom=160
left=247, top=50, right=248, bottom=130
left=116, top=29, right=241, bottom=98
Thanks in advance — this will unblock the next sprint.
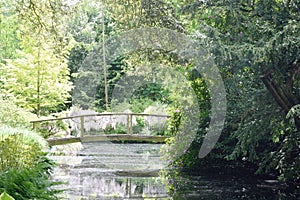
left=30, top=112, right=170, bottom=136
left=30, top=113, right=170, bottom=123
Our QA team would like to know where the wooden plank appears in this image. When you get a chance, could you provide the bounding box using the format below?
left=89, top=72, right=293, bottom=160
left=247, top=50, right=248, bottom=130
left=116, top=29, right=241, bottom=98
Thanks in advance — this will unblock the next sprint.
left=47, top=137, right=81, bottom=146
left=80, top=134, right=168, bottom=143
left=46, top=135, right=168, bottom=146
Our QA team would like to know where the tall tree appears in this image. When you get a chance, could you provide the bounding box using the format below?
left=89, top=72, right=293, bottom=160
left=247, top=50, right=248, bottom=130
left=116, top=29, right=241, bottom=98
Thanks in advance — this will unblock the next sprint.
left=1, top=37, right=73, bottom=116
left=0, top=0, right=74, bottom=116
left=169, top=0, right=300, bottom=182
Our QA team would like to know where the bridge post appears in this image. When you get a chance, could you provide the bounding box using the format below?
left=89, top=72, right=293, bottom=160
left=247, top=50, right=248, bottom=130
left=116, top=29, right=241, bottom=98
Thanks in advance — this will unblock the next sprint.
left=32, top=122, right=36, bottom=131
left=80, top=116, right=84, bottom=137
left=129, top=114, right=133, bottom=135
left=32, top=122, right=40, bottom=131
left=127, top=114, right=133, bottom=135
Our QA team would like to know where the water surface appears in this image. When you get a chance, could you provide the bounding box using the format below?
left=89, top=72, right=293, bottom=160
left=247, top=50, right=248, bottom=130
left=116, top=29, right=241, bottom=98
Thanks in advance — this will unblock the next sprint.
left=51, top=142, right=169, bottom=199
left=50, top=142, right=299, bottom=199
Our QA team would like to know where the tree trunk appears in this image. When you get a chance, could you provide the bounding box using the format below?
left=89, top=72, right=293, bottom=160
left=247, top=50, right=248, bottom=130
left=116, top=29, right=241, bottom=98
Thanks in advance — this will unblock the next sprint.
left=37, top=45, right=41, bottom=117
left=261, top=72, right=300, bottom=130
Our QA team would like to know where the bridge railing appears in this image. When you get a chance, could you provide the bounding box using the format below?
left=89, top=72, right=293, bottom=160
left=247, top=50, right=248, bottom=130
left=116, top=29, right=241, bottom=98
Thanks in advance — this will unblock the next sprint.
left=30, top=113, right=170, bottom=137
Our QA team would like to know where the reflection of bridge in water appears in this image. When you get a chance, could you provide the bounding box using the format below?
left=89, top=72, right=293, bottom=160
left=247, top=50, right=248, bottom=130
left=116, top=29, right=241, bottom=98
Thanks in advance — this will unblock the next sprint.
left=50, top=142, right=169, bottom=199
left=30, top=113, right=170, bottom=146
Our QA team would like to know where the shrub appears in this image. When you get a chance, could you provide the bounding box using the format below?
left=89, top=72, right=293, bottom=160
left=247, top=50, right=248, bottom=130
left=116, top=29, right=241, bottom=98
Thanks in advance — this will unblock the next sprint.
left=0, top=125, right=61, bottom=199
left=129, top=98, right=157, bottom=113
left=0, top=125, right=48, bottom=172
left=0, top=125, right=47, bottom=149
left=0, top=134, right=43, bottom=172
left=0, top=158, right=61, bottom=200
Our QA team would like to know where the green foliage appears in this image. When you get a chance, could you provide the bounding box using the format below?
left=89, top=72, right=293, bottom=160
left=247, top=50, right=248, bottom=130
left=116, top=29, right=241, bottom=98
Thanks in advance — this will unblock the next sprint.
left=0, top=98, right=36, bottom=128
left=70, top=48, right=127, bottom=110
left=100, top=124, right=123, bottom=135
left=0, top=0, right=74, bottom=116
left=132, top=83, right=170, bottom=104
left=0, top=12, right=18, bottom=61
left=67, top=0, right=113, bottom=44
left=0, top=126, right=48, bottom=172
left=129, top=98, right=157, bottom=113
left=0, top=125, right=60, bottom=199
left=162, top=69, right=211, bottom=179
left=1, top=45, right=73, bottom=116
left=67, top=44, right=89, bottom=82
left=286, top=104, right=300, bottom=127
left=0, top=134, right=42, bottom=172
left=0, top=125, right=47, bottom=149
left=167, top=107, right=182, bottom=136
left=104, top=0, right=184, bottom=32
left=1, top=0, right=299, bottom=196
left=257, top=123, right=300, bottom=182
left=67, top=0, right=127, bottom=111
left=165, top=0, right=300, bottom=184
left=136, top=117, right=146, bottom=128
left=13, top=0, right=70, bottom=47
left=36, top=120, right=69, bottom=139
left=0, top=158, right=61, bottom=200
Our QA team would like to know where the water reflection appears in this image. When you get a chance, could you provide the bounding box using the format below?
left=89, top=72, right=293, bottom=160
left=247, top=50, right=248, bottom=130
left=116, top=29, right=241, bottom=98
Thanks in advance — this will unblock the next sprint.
left=50, top=143, right=169, bottom=199
left=50, top=142, right=299, bottom=199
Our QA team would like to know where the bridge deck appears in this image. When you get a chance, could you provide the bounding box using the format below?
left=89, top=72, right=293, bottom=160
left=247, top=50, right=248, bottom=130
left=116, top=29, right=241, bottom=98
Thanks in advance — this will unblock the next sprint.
left=47, top=134, right=168, bottom=146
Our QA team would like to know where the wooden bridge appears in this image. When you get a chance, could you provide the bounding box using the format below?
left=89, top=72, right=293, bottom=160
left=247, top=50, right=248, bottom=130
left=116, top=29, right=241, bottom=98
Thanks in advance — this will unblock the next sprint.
left=30, top=113, right=170, bottom=146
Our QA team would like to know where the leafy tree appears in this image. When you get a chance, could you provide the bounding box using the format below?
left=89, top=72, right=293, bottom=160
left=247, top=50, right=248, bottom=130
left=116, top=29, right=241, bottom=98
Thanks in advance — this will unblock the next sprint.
left=0, top=0, right=74, bottom=116
left=1, top=40, right=73, bottom=116
left=104, top=0, right=184, bottom=32
left=67, top=0, right=189, bottom=111
left=13, top=0, right=70, bottom=49
left=165, top=0, right=300, bottom=183
left=66, top=0, right=129, bottom=110
left=0, top=6, right=18, bottom=60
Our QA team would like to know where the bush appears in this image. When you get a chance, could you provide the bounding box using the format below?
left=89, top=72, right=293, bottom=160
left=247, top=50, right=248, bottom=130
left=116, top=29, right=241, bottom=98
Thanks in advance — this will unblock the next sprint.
left=0, top=133, right=43, bottom=172
left=0, top=125, right=61, bottom=199
left=0, top=158, right=61, bottom=200
left=0, top=125, right=47, bottom=149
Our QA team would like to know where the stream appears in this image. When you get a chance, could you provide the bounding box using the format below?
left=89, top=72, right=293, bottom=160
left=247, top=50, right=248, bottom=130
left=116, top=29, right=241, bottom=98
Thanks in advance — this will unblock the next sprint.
left=50, top=142, right=299, bottom=199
